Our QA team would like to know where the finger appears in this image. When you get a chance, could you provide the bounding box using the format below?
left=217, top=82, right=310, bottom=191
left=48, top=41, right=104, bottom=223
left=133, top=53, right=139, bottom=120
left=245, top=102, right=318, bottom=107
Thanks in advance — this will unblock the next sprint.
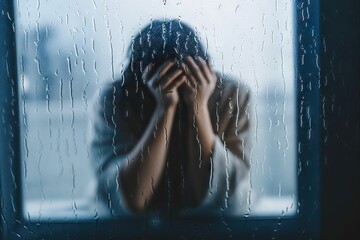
left=184, top=77, right=195, bottom=91
left=181, top=62, right=190, bottom=75
left=197, top=57, right=213, bottom=84
left=206, top=60, right=217, bottom=80
left=181, top=63, right=196, bottom=89
left=151, top=61, right=176, bottom=87
left=185, top=56, right=207, bottom=85
left=162, top=69, right=184, bottom=89
left=163, top=75, right=186, bottom=92
left=158, top=61, right=176, bottom=79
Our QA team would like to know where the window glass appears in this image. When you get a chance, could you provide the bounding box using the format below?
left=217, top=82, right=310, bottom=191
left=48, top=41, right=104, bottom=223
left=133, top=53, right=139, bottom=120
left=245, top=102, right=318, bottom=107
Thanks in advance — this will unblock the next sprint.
left=16, top=0, right=296, bottom=219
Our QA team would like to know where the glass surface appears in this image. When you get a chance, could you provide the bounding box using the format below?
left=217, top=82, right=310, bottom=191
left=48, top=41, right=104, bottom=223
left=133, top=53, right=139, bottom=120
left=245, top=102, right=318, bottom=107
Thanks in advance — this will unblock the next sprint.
left=15, top=0, right=296, bottom=219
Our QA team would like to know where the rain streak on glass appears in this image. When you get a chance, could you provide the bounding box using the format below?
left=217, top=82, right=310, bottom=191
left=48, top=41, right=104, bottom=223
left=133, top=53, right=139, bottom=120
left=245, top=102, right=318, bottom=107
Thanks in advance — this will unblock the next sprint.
left=15, top=0, right=296, bottom=221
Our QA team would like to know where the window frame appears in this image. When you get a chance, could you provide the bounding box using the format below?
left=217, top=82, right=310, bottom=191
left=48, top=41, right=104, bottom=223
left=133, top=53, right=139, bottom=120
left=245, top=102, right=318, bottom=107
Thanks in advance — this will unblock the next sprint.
left=0, top=0, right=321, bottom=238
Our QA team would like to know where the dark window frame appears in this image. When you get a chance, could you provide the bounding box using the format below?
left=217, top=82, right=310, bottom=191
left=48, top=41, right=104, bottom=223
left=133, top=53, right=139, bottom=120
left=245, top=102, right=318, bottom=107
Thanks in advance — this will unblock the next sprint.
left=1, top=0, right=321, bottom=239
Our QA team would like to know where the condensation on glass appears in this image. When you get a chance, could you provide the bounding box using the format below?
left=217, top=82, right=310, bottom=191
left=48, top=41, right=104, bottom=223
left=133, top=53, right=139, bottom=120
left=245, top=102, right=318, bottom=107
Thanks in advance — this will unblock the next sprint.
left=15, top=0, right=296, bottom=220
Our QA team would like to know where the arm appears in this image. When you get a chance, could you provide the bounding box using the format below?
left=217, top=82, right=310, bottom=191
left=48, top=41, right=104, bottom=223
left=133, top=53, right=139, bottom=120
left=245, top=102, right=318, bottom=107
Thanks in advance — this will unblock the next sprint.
left=186, top=104, right=215, bottom=203
left=182, top=56, right=216, bottom=203
left=120, top=104, right=176, bottom=211
left=182, top=57, right=251, bottom=208
left=120, top=61, right=186, bottom=212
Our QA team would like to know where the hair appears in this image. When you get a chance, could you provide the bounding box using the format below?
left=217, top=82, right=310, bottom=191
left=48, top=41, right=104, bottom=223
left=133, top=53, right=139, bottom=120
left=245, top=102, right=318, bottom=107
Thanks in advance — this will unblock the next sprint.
left=122, top=19, right=208, bottom=88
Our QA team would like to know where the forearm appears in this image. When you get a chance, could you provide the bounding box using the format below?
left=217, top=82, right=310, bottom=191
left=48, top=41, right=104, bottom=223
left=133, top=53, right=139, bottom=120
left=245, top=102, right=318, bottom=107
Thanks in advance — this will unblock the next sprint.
left=120, top=105, right=177, bottom=211
left=187, top=104, right=215, bottom=203
left=193, top=104, right=215, bottom=161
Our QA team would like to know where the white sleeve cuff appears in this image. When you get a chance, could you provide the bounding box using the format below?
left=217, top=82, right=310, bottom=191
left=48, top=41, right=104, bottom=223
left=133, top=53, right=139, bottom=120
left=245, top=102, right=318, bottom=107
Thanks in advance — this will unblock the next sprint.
left=99, top=159, right=132, bottom=216
left=198, top=136, right=250, bottom=212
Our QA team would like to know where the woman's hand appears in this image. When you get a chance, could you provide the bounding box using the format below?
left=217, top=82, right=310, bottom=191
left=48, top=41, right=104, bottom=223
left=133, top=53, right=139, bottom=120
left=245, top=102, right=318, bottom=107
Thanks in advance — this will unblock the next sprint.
left=181, top=56, right=217, bottom=110
left=143, top=60, right=186, bottom=109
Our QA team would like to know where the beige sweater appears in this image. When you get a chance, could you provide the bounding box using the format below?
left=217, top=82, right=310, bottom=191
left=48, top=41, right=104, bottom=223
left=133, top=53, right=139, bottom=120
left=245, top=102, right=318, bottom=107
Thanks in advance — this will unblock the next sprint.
left=89, top=74, right=251, bottom=216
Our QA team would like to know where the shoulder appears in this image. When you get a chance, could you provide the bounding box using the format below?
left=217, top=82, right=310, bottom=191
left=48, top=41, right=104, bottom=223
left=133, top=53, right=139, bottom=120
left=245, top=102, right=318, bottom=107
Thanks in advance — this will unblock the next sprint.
left=211, top=73, right=251, bottom=106
left=92, top=78, right=150, bottom=110
left=90, top=78, right=155, bottom=124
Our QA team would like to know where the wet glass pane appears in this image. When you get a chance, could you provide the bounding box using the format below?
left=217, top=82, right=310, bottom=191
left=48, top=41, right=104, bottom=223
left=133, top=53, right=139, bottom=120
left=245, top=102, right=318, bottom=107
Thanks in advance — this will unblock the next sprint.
left=15, top=0, right=296, bottom=220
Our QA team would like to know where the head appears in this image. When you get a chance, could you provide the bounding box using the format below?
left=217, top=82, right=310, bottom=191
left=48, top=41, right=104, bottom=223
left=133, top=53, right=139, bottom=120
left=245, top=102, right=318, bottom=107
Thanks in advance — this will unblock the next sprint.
left=124, top=19, right=208, bottom=86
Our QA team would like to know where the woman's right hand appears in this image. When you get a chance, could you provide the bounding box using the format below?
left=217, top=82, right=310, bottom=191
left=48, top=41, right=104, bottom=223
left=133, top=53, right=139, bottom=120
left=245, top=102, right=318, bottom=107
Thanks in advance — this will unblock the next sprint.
left=143, top=61, right=186, bottom=109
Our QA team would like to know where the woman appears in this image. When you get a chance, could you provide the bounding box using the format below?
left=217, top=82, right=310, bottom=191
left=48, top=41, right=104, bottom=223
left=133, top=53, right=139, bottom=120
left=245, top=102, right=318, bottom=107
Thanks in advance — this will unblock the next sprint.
left=89, top=19, right=251, bottom=216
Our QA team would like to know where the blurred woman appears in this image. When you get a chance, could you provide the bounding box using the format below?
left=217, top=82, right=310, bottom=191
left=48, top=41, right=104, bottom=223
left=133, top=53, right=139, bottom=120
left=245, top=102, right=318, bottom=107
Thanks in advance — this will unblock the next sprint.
left=89, top=19, right=251, bottom=216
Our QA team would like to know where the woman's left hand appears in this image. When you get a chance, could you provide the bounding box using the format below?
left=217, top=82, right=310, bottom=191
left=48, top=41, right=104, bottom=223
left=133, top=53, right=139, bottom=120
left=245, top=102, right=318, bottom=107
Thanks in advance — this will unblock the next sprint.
left=181, top=56, right=216, bottom=110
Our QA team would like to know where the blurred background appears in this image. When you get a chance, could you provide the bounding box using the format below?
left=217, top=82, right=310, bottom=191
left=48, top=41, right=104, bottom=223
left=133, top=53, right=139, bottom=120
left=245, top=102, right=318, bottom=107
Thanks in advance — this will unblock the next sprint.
left=15, top=0, right=296, bottom=218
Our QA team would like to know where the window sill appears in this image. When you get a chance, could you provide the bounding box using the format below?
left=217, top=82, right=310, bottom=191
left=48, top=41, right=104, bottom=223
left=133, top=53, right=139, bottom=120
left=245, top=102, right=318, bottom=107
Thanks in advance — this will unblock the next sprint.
left=24, top=195, right=296, bottom=222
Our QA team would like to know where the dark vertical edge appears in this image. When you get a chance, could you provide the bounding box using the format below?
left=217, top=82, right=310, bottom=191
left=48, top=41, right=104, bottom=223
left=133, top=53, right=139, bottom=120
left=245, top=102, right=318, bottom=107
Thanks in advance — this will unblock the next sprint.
left=295, top=0, right=321, bottom=238
left=320, top=0, right=360, bottom=238
left=0, top=0, right=23, bottom=239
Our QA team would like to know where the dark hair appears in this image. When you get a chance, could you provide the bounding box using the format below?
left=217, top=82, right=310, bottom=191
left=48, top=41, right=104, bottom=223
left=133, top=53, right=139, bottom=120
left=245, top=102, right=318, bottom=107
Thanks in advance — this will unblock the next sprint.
left=123, top=19, right=208, bottom=88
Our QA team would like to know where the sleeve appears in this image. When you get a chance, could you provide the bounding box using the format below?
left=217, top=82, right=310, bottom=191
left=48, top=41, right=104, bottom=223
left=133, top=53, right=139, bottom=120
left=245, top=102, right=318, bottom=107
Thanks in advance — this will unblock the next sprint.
left=88, top=86, right=142, bottom=216
left=199, top=86, right=252, bottom=214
